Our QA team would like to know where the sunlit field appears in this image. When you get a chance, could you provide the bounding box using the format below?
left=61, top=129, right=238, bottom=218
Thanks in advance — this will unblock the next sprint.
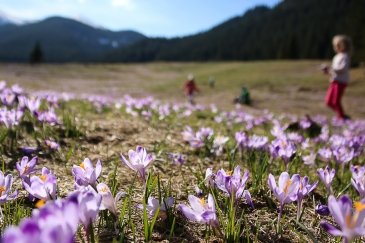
left=0, top=61, right=365, bottom=242
left=1, top=61, right=365, bottom=118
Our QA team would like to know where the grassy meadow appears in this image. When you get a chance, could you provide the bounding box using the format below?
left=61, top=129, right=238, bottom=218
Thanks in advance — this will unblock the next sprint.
left=0, top=61, right=365, bottom=242
left=1, top=61, right=365, bottom=118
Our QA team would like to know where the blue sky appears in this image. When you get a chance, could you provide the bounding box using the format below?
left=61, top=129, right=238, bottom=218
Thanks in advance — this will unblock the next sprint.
left=0, top=0, right=280, bottom=37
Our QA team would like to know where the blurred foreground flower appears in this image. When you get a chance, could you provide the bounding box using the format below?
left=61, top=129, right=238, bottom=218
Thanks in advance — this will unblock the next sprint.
left=320, top=195, right=365, bottom=243
left=2, top=198, right=79, bottom=243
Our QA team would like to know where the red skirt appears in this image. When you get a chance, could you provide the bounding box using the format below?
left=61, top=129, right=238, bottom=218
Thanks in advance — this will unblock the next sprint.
left=325, top=81, right=347, bottom=118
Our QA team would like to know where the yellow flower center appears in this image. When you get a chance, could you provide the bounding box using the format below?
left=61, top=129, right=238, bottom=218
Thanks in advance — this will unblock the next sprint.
left=80, top=162, right=85, bottom=170
left=354, top=202, right=365, bottom=212
left=284, top=179, right=292, bottom=194
left=100, top=186, right=109, bottom=193
left=40, top=175, right=47, bottom=182
left=0, top=186, right=5, bottom=196
left=199, top=198, right=206, bottom=206
left=344, top=202, right=365, bottom=229
left=35, top=199, right=46, bottom=208
left=226, top=170, right=233, bottom=176
left=346, top=214, right=355, bottom=229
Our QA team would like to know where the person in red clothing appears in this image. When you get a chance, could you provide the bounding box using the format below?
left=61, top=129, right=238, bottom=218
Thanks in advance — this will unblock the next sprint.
left=321, top=35, right=352, bottom=120
left=184, top=74, right=199, bottom=104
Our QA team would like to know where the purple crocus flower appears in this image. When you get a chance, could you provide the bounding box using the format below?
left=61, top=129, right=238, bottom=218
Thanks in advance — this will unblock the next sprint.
left=215, top=166, right=253, bottom=207
left=45, top=140, right=60, bottom=150
left=25, top=97, right=41, bottom=114
left=268, top=172, right=300, bottom=224
left=72, top=158, right=102, bottom=188
left=318, top=148, right=332, bottom=163
left=320, top=195, right=365, bottom=243
left=73, top=185, right=102, bottom=230
left=2, top=197, right=79, bottom=243
left=182, top=126, right=195, bottom=142
left=211, top=136, right=229, bottom=156
left=247, top=135, right=268, bottom=150
left=36, top=109, right=59, bottom=125
left=0, top=171, right=18, bottom=205
left=317, top=166, right=335, bottom=195
left=316, top=204, right=330, bottom=216
left=296, top=176, right=318, bottom=220
left=333, top=147, right=354, bottom=165
left=16, top=156, right=37, bottom=179
left=302, top=152, right=316, bottom=166
left=179, top=194, right=218, bottom=227
left=167, top=153, right=186, bottom=165
left=0, top=108, right=23, bottom=128
left=137, top=196, right=174, bottom=220
left=97, top=183, right=125, bottom=217
left=120, top=146, right=155, bottom=182
left=350, top=165, right=365, bottom=197
left=235, top=131, right=247, bottom=149
left=270, top=137, right=296, bottom=169
left=23, top=167, right=57, bottom=203
left=204, top=168, right=214, bottom=187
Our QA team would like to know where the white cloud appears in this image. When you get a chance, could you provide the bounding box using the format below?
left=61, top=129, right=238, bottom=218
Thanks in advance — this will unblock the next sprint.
left=111, top=0, right=135, bottom=10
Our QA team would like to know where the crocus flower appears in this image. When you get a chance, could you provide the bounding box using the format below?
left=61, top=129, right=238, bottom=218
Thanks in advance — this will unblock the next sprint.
left=36, top=109, right=59, bottom=125
left=167, top=153, right=186, bottom=165
left=16, top=156, right=37, bottom=179
left=179, top=194, right=218, bottom=227
left=215, top=166, right=253, bottom=207
left=296, top=176, right=318, bottom=220
left=97, top=183, right=125, bottom=216
left=350, top=165, right=365, bottom=197
left=72, top=158, right=102, bottom=188
left=0, top=171, right=18, bottom=205
left=182, top=126, right=195, bottom=142
left=23, top=167, right=57, bottom=204
left=137, top=196, right=174, bottom=219
left=270, top=138, right=296, bottom=169
left=317, top=166, right=335, bottom=195
left=2, top=197, right=79, bottom=243
left=235, top=131, right=247, bottom=149
left=0, top=108, right=23, bottom=128
left=320, top=195, right=365, bottom=243
left=204, top=168, right=214, bottom=187
left=333, top=147, right=354, bottom=165
left=268, top=172, right=300, bottom=226
left=302, top=152, right=316, bottom=166
left=318, top=148, right=332, bottom=163
left=45, top=140, right=60, bottom=150
left=211, top=136, right=229, bottom=156
left=120, top=146, right=154, bottom=182
left=73, top=185, right=102, bottom=230
left=247, top=135, right=268, bottom=150
left=316, top=204, right=330, bottom=216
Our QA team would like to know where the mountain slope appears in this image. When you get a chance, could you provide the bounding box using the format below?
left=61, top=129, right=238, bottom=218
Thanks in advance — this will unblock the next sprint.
left=0, top=16, right=146, bottom=62
left=107, top=0, right=365, bottom=63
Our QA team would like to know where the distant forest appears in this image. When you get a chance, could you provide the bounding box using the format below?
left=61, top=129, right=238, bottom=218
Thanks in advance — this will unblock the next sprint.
left=106, top=0, right=365, bottom=64
left=0, top=0, right=364, bottom=63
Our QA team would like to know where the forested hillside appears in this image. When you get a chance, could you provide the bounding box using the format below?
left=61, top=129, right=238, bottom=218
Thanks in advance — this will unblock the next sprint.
left=106, top=0, right=365, bottom=64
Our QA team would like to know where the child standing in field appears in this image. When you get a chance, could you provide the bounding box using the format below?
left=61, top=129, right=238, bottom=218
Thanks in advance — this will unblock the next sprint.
left=184, top=74, right=199, bottom=105
left=322, top=35, right=352, bottom=120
